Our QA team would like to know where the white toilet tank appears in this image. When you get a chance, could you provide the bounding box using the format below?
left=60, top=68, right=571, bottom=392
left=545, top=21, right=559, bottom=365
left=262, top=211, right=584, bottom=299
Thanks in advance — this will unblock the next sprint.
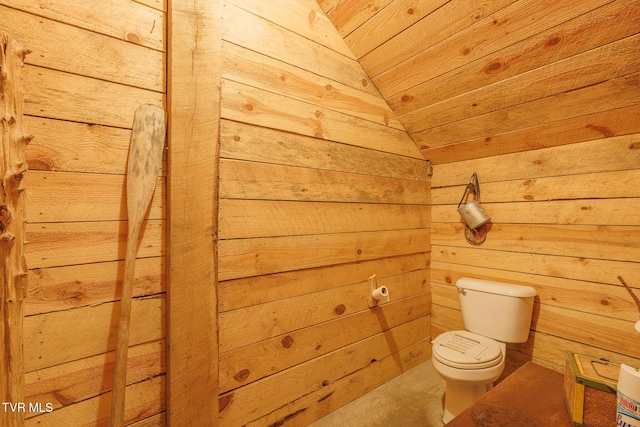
left=457, top=277, right=537, bottom=343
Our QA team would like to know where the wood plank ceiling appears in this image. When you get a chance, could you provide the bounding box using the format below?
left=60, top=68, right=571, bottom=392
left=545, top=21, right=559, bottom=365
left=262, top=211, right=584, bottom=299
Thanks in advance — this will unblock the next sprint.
left=318, top=0, right=640, bottom=164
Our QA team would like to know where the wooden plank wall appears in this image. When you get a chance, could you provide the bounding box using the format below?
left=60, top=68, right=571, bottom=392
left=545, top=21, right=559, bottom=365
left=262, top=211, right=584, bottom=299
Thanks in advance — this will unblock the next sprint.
left=216, top=0, right=432, bottom=425
left=1, top=0, right=168, bottom=425
left=8, top=0, right=635, bottom=424
left=414, top=0, right=640, bottom=377
left=320, top=0, right=640, bottom=376
left=321, top=0, right=640, bottom=376
left=430, top=138, right=640, bottom=376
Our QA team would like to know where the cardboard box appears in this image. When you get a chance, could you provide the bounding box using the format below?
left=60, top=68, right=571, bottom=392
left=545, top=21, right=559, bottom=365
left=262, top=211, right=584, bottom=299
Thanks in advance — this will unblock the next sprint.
left=564, top=351, right=619, bottom=427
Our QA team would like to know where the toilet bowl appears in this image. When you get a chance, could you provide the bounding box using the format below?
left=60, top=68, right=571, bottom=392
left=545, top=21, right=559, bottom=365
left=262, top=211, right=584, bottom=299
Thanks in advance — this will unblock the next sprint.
left=431, top=278, right=536, bottom=423
left=431, top=331, right=506, bottom=423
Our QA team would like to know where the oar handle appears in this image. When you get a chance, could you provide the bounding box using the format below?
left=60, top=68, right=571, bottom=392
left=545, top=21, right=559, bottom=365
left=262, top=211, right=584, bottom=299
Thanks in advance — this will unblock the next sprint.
left=110, top=236, right=139, bottom=426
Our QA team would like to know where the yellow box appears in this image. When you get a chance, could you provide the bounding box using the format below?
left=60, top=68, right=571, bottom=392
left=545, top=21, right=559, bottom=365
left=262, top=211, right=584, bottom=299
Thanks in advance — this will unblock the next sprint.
left=564, top=351, right=619, bottom=427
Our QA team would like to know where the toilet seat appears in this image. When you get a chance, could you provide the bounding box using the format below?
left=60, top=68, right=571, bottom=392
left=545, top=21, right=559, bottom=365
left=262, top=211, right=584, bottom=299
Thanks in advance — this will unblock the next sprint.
left=432, top=330, right=503, bottom=369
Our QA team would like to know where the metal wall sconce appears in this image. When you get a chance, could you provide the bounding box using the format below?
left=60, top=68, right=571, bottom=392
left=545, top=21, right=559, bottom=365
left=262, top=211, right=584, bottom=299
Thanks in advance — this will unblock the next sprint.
left=457, top=172, right=491, bottom=244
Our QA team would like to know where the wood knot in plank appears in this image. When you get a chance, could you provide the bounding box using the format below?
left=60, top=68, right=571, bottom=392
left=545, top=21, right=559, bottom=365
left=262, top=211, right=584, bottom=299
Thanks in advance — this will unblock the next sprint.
left=53, top=390, right=74, bottom=406
left=126, top=33, right=142, bottom=44
left=281, top=335, right=294, bottom=348
left=234, top=369, right=250, bottom=382
left=0, top=204, right=12, bottom=225
left=483, top=61, right=505, bottom=74
left=218, top=394, right=233, bottom=412
left=308, top=10, right=317, bottom=25
left=2, top=115, right=16, bottom=126
left=1, top=232, right=16, bottom=244
left=334, top=304, right=346, bottom=315
left=18, top=48, right=31, bottom=61
left=545, top=36, right=561, bottom=48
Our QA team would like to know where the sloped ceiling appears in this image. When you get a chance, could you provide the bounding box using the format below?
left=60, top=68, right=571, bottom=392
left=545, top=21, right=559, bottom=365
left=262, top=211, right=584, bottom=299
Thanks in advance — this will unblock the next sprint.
left=318, top=0, right=640, bottom=164
left=318, top=0, right=520, bottom=164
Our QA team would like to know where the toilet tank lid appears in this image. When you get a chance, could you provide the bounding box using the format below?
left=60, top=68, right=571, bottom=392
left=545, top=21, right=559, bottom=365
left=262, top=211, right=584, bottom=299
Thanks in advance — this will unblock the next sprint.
left=456, top=277, right=537, bottom=297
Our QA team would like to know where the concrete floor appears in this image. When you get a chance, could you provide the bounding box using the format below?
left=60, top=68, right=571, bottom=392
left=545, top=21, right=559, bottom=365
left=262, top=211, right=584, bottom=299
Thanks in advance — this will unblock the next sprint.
left=310, top=360, right=446, bottom=427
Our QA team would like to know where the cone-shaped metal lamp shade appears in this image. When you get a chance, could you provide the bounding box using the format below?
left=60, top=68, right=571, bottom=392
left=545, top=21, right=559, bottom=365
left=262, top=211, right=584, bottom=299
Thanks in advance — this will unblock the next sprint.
left=458, top=200, right=491, bottom=229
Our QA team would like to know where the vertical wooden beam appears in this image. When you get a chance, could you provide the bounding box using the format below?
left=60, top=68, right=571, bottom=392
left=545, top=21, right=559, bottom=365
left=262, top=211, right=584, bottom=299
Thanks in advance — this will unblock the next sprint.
left=0, top=33, right=31, bottom=427
left=167, top=1, right=221, bottom=425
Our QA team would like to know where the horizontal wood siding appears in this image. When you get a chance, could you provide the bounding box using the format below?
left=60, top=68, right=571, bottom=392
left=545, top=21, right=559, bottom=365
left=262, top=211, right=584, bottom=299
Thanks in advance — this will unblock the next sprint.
left=323, top=0, right=640, bottom=162
left=218, top=0, right=430, bottom=425
left=1, top=0, right=167, bottom=424
left=431, top=137, right=640, bottom=375
left=322, top=0, right=640, bottom=378
left=9, top=0, right=634, bottom=423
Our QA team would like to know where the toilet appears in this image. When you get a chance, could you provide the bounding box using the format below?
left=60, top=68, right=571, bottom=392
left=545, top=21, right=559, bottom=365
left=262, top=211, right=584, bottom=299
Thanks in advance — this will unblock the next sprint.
left=431, top=277, right=537, bottom=423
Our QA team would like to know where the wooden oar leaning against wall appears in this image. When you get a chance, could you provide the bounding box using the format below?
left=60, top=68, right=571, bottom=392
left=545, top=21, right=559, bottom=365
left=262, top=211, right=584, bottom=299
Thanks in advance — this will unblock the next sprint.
left=110, top=104, right=166, bottom=427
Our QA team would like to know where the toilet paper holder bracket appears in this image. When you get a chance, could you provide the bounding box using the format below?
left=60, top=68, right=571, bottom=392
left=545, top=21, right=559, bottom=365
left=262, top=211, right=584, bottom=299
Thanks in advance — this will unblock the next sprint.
left=368, top=274, right=389, bottom=307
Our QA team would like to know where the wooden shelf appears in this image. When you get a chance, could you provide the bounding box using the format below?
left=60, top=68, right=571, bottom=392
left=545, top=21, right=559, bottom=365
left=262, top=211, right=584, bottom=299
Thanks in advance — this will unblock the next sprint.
left=445, top=362, right=574, bottom=427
